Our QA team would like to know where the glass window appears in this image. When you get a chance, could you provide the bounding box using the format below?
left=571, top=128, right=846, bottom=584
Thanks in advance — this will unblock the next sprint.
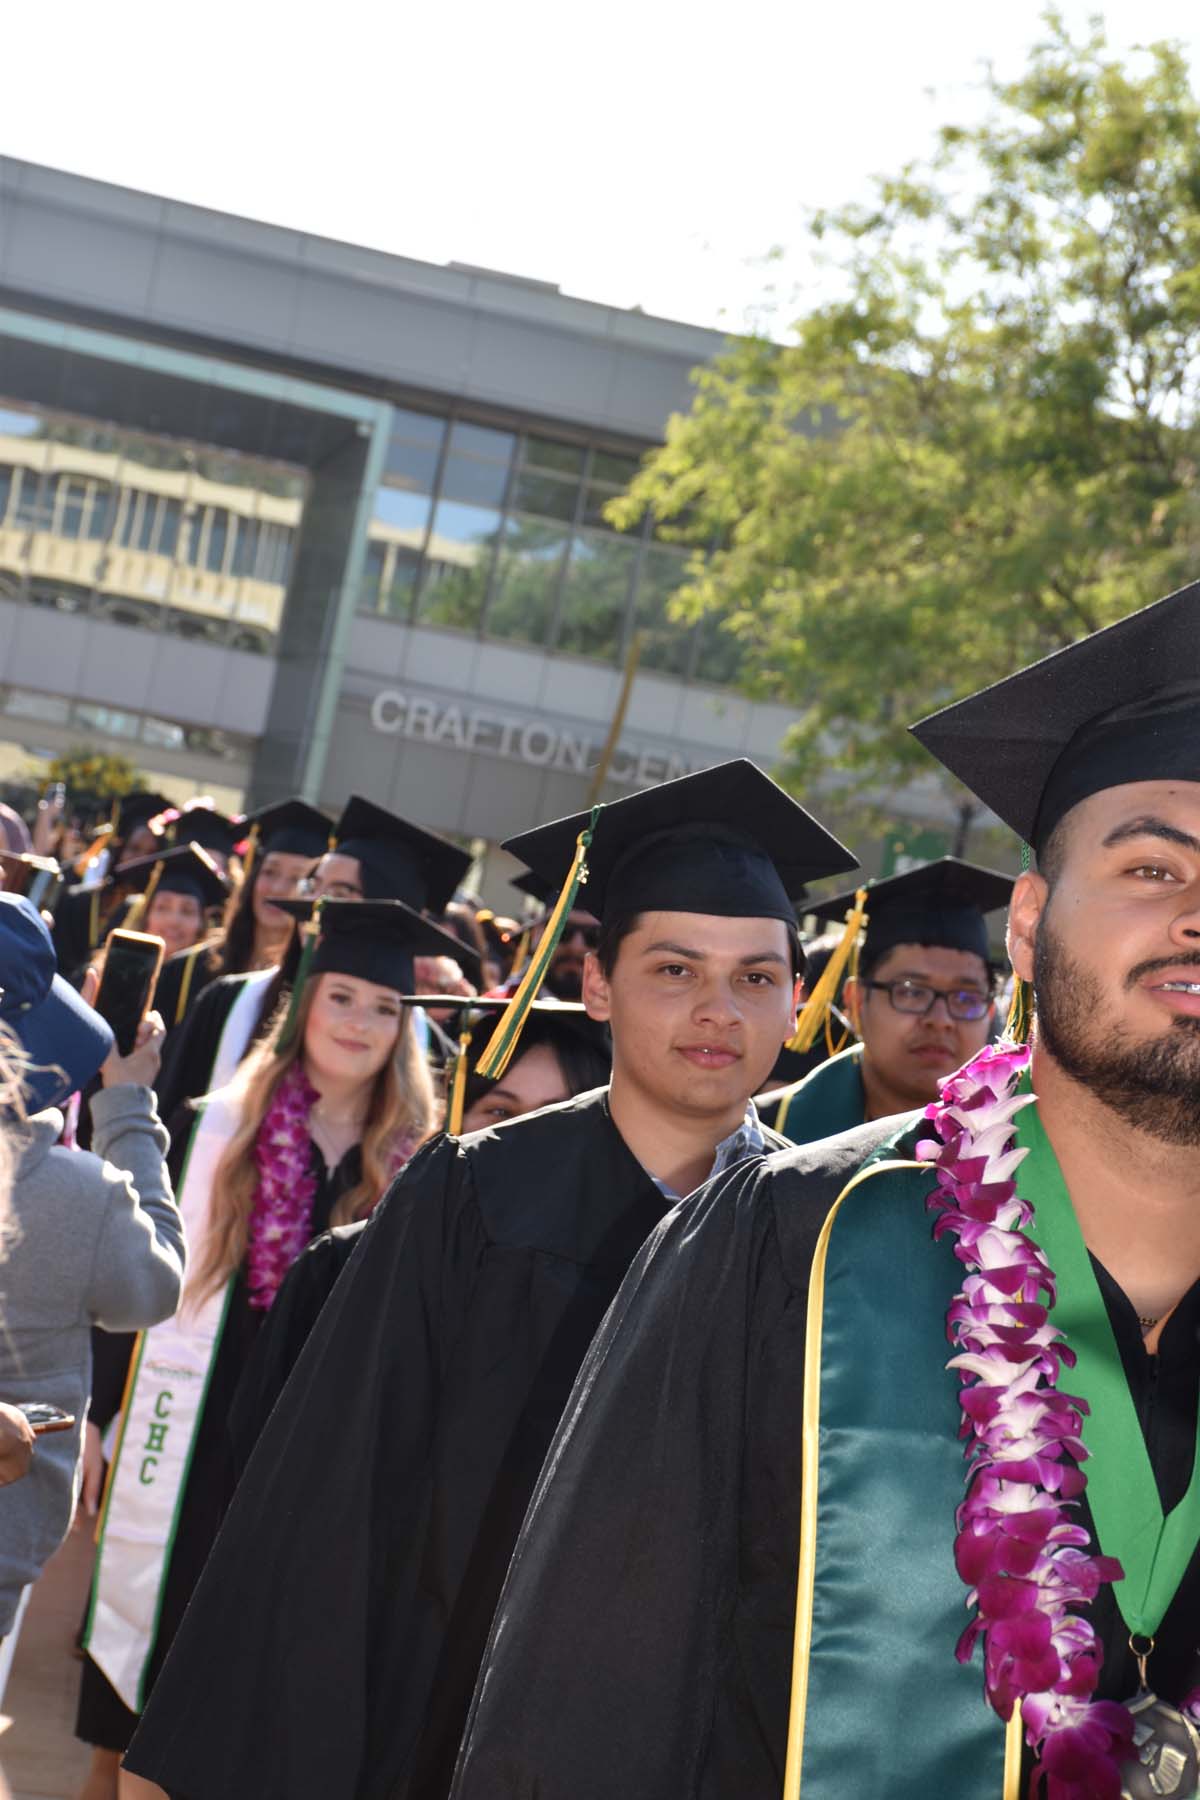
left=555, top=530, right=638, bottom=662
left=86, top=483, right=116, bottom=541
left=360, top=538, right=388, bottom=612
left=205, top=510, right=229, bottom=574
left=449, top=421, right=514, bottom=462
left=0, top=407, right=41, bottom=439
left=523, top=436, right=584, bottom=475
left=2, top=688, right=70, bottom=724
left=56, top=476, right=87, bottom=538
left=391, top=407, right=446, bottom=445
left=511, top=468, right=578, bottom=523
left=142, top=716, right=186, bottom=750
left=633, top=544, right=694, bottom=676
left=374, top=485, right=432, bottom=545
left=581, top=482, right=626, bottom=530
left=157, top=499, right=182, bottom=559
left=440, top=453, right=510, bottom=509
left=0, top=465, right=11, bottom=522
left=74, top=702, right=141, bottom=739
left=487, top=515, right=570, bottom=647
left=230, top=517, right=259, bottom=578
left=384, top=437, right=441, bottom=493
left=12, top=468, right=46, bottom=529
left=417, top=499, right=501, bottom=631
left=592, top=450, right=640, bottom=487
left=694, top=615, right=746, bottom=686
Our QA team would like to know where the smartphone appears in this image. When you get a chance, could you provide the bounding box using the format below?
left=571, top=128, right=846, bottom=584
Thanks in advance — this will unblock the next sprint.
left=94, top=930, right=165, bottom=1056
left=16, top=1402, right=75, bottom=1435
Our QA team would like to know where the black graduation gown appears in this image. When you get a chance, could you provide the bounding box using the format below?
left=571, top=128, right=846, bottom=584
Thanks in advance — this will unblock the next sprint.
left=153, top=945, right=221, bottom=1037
left=125, top=1090, right=769, bottom=1800
left=443, top=1121, right=1200, bottom=1800
left=77, top=1118, right=362, bottom=1753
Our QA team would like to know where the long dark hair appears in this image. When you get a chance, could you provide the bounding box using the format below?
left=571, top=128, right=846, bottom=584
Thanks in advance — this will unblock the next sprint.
left=460, top=1010, right=611, bottom=1116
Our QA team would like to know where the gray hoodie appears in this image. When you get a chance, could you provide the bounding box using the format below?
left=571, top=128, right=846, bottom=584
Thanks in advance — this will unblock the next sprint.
left=0, top=1084, right=184, bottom=1633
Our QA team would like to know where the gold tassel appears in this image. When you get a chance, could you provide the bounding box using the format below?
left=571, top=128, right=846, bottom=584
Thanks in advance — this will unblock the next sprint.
left=785, top=887, right=868, bottom=1054
left=122, top=862, right=162, bottom=935
left=87, top=886, right=101, bottom=953
left=1003, top=975, right=1034, bottom=1046
left=175, top=945, right=203, bottom=1025
left=240, top=822, right=261, bottom=887
left=447, top=1025, right=473, bottom=1134
left=476, top=808, right=600, bottom=1081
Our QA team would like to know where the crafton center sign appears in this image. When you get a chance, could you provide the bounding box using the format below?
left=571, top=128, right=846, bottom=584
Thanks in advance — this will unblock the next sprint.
left=369, top=688, right=709, bottom=790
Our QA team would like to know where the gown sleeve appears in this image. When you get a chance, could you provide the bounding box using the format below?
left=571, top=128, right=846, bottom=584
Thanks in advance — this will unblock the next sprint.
left=450, top=1158, right=806, bottom=1800
left=227, top=1222, right=367, bottom=1471
left=124, top=1135, right=489, bottom=1800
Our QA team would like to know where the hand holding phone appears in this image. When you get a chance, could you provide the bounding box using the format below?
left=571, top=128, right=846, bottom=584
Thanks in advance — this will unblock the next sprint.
left=94, top=930, right=165, bottom=1057
left=15, top=1401, right=75, bottom=1435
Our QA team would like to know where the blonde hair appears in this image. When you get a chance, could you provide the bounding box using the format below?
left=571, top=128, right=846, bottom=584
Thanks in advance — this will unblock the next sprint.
left=186, top=975, right=437, bottom=1308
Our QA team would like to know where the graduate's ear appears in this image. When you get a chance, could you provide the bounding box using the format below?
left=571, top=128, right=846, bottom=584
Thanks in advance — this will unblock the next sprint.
left=841, top=974, right=864, bottom=1035
left=582, top=949, right=612, bottom=1023
left=1007, top=871, right=1047, bottom=985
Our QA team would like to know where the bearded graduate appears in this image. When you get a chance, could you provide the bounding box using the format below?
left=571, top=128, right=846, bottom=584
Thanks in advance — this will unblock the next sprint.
left=123, top=758, right=857, bottom=1800
left=77, top=900, right=449, bottom=1798
left=446, top=581, right=1200, bottom=1800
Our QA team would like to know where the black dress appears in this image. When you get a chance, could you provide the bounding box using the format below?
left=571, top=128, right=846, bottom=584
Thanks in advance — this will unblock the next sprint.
left=76, top=1108, right=363, bottom=1753
left=125, top=1090, right=747, bottom=1800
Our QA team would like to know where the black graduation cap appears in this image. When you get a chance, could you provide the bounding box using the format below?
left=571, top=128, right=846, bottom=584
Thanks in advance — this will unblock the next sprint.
left=910, top=580, right=1200, bottom=851
left=113, top=791, right=171, bottom=835
left=810, top=857, right=1013, bottom=964
left=167, top=806, right=241, bottom=859
left=510, top=868, right=557, bottom=910
left=273, top=898, right=473, bottom=996
left=504, top=760, right=856, bottom=926
left=333, top=796, right=471, bottom=911
left=242, top=799, right=333, bottom=862
left=112, top=843, right=231, bottom=911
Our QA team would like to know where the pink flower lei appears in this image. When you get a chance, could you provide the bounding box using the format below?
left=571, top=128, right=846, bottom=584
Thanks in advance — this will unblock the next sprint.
left=917, top=1039, right=1135, bottom=1799
left=245, top=1062, right=421, bottom=1312
left=246, top=1061, right=321, bottom=1311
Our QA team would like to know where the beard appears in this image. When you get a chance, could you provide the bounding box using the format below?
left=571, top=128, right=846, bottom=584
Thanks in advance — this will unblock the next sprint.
left=1034, top=912, right=1200, bottom=1147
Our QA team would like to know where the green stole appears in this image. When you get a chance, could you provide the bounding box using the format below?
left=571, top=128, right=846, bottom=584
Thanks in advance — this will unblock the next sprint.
left=775, top=1044, right=866, bottom=1146
left=788, top=1146, right=1016, bottom=1798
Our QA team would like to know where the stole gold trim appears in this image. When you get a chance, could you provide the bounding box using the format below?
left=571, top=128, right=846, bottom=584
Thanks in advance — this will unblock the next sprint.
left=783, top=1153, right=1016, bottom=1800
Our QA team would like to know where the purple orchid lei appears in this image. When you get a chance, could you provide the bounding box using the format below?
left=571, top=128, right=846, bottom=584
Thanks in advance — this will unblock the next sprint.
left=917, top=1039, right=1135, bottom=1800
left=246, top=1061, right=321, bottom=1311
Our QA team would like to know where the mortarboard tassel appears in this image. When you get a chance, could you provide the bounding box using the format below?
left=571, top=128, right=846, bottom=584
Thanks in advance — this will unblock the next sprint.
left=476, top=807, right=601, bottom=1082
left=447, top=1024, right=474, bottom=1135
left=1003, top=843, right=1034, bottom=1045
left=75, top=823, right=115, bottom=879
left=785, top=887, right=868, bottom=1055
left=239, top=822, right=261, bottom=888
left=275, top=901, right=324, bottom=1052
left=122, top=862, right=163, bottom=935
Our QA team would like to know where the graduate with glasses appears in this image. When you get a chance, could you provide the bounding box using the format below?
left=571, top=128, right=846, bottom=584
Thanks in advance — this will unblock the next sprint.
left=772, top=858, right=1011, bottom=1143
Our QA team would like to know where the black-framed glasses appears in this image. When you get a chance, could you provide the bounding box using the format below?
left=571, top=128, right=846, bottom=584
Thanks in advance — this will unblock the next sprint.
left=559, top=920, right=601, bottom=949
left=863, top=978, right=992, bottom=1022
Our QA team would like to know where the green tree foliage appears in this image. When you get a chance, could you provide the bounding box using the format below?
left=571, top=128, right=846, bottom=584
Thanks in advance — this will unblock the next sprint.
left=610, top=14, right=1200, bottom=800
left=26, top=747, right=147, bottom=816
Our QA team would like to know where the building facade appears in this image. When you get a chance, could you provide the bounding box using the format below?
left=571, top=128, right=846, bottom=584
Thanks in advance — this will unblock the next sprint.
left=0, top=158, right=858, bottom=895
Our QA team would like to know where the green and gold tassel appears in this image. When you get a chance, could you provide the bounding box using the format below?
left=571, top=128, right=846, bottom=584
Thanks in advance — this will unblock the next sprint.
left=276, top=899, right=324, bottom=1051
left=447, top=1024, right=474, bottom=1134
left=122, top=862, right=163, bottom=935
left=476, top=807, right=601, bottom=1081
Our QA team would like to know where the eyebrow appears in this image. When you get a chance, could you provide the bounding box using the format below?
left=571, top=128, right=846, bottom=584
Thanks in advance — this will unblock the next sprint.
left=641, top=939, right=790, bottom=967
left=885, top=969, right=989, bottom=990
left=1101, top=816, right=1200, bottom=856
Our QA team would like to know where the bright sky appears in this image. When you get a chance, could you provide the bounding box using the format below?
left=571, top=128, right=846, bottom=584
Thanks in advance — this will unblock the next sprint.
left=5, top=1, right=1200, bottom=333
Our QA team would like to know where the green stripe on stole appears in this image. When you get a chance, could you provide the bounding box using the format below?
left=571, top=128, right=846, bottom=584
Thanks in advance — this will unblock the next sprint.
left=797, top=1160, right=1010, bottom=1796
